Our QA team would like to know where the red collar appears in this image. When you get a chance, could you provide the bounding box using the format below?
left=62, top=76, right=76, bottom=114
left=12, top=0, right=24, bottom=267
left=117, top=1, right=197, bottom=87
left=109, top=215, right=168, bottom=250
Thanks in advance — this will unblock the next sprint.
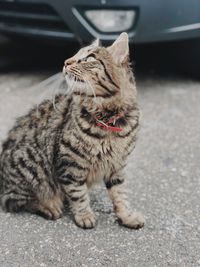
left=95, top=112, right=124, bottom=133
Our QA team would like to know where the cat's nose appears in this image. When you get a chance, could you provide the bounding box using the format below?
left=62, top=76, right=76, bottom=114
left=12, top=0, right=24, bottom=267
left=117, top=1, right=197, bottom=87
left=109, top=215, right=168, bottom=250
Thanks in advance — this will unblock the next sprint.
left=64, top=58, right=76, bottom=67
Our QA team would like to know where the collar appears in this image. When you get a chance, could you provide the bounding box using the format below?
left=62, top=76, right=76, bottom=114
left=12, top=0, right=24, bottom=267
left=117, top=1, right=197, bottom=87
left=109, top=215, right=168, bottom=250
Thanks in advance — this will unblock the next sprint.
left=95, top=112, right=125, bottom=133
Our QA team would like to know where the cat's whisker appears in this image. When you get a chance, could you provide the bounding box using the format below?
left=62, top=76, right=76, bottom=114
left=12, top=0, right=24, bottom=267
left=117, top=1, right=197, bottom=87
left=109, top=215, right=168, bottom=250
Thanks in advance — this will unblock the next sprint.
left=85, top=79, right=97, bottom=103
left=80, top=78, right=89, bottom=102
left=65, top=75, right=75, bottom=95
left=52, top=91, right=60, bottom=114
left=84, top=83, right=90, bottom=105
left=71, top=76, right=77, bottom=94
left=34, top=73, right=66, bottom=116
left=51, top=76, right=67, bottom=113
left=86, top=82, right=90, bottom=102
left=83, top=80, right=92, bottom=105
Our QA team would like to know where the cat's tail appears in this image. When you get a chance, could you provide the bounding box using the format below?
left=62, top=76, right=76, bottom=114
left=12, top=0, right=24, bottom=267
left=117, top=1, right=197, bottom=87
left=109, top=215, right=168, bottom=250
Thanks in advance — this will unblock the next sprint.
left=0, top=190, right=33, bottom=212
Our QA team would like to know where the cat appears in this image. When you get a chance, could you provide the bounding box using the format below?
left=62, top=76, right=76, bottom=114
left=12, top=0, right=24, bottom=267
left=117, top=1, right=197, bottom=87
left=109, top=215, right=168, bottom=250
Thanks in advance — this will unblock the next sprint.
left=0, top=32, right=145, bottom=229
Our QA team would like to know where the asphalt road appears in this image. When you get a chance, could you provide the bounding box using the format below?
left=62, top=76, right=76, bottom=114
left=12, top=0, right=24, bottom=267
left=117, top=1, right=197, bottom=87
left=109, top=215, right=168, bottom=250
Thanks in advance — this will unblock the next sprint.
left=0, top=38, right=200, bottom=267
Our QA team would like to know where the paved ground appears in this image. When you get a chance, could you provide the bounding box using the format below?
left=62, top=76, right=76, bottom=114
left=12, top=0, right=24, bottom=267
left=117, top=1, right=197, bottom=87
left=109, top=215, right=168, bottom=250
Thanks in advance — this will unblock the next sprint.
left=0, top=39, right=200, bottom=267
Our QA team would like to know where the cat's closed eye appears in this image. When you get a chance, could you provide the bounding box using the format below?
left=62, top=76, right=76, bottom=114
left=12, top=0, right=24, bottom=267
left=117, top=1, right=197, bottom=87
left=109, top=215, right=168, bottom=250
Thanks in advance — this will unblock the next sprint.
left=81, top=56, right=96, bottom=63
left=86, top=56, right=96, bottom=62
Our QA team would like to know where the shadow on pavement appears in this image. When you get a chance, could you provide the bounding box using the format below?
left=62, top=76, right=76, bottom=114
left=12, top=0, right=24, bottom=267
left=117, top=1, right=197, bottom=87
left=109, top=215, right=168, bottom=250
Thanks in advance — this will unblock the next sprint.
left=0, top=35, right=78, bottom=73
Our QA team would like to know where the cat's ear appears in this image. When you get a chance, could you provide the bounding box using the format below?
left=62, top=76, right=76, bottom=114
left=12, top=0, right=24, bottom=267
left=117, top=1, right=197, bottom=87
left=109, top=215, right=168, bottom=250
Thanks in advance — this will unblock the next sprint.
left=107, top=32, right=129, bottom=65
left=91, top=38, right=100, bottom=47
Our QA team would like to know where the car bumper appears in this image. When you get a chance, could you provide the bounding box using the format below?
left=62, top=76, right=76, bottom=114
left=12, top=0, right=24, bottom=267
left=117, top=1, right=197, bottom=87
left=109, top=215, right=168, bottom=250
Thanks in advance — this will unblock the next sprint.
left=0, top=0, right=199, bottom=44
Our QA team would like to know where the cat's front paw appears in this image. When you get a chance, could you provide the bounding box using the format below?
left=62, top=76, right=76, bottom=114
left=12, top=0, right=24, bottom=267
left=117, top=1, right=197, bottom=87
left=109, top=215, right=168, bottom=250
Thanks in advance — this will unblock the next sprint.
left=74, top=211, right=96, bottom=229
left=36, top=195, right=64, bottom=220
left=118, top=211, right=145, bottom=229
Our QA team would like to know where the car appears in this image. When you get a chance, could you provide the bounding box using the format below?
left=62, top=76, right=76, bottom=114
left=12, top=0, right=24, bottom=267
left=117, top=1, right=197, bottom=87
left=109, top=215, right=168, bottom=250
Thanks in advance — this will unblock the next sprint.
left=0, top=0, right=199, bottom=75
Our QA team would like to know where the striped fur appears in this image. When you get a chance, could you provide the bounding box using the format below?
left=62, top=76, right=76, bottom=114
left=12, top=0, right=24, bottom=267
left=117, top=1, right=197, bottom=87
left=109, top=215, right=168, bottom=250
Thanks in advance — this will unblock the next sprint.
left=0, top=33, right=144, bottom=229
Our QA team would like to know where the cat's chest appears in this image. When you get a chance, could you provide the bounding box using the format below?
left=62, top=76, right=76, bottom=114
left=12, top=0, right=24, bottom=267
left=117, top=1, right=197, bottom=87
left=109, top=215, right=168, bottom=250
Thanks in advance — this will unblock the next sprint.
left=86, top=137, right=127, bottom=185
left=91, top=137, right=125, bottom=160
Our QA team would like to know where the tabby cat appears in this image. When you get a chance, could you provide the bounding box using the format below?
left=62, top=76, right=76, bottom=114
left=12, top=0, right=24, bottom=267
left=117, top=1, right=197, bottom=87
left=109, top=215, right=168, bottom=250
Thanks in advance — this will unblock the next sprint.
left=0, top=33, right=145, bottom=229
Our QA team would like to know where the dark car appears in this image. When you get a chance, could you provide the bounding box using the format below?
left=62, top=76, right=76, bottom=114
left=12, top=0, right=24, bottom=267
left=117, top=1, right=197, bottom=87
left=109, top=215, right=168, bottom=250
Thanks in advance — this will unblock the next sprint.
left=0, top=0, right=199, bottom=74
left=0, top=0, right=199, bottom=44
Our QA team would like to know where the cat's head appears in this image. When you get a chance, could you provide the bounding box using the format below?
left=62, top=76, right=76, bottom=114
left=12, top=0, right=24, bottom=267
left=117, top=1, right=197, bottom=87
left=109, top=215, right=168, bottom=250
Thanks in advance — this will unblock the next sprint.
left=63, top=32, right=133, bottom=98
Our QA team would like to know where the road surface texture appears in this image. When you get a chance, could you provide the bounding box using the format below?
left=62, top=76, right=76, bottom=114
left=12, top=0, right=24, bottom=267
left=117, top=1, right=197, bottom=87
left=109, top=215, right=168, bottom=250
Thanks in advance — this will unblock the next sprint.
left=0, top=39, right=200, bottom=267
